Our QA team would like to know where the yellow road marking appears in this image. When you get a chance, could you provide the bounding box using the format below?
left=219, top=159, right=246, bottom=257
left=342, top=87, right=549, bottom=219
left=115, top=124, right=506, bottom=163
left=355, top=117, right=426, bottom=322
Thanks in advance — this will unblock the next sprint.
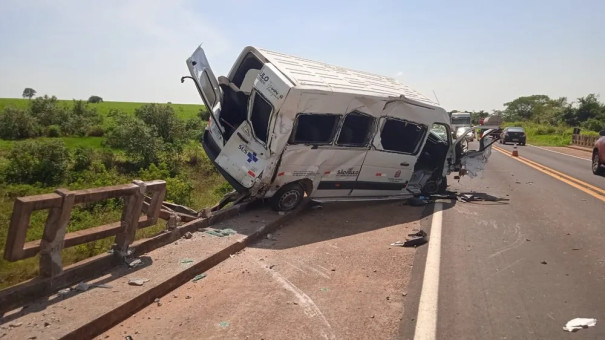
left=492, top=145, right=605, bottom=203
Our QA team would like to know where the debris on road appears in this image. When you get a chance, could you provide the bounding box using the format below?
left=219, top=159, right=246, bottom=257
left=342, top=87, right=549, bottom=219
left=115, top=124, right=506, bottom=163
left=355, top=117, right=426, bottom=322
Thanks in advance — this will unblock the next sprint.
left=128, top=278, right=150, bottom=286
left=562, top=318, right=597, bottom=332
left=391, top=230, right=428, bottom=247
left=180, top=259, right=194, bottom=264
left=192, top=273, right=207, bottom=282
left=218, top=321, right=230, bottom=328
left=128, top=259, right=143, bottom=268
left=407, top=197, right=430, bottom=206
left=9, top=322, right=23, bottom=328
left=205, top=228, right=237, bottom=237
left=74, top=282, right=91, bottom=291
left=540, top=261, right=548, bottom=265
left=183, top=232, right=193, bottom=239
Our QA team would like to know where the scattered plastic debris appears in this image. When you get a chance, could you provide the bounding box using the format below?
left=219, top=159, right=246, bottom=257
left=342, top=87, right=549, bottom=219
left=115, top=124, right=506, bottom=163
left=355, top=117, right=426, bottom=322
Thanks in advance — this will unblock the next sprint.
left=192, top=273, right=207, bottom=282
left=407, top=197, right=430, bottom=206
left=128, top=259, right=143, bottom=268
left=391, top=230, right=428, bottom=247
left=205, top=228, right=237, bottom=237
left=219, top=321, right=230, bottom=328
left=184, top=232, right=193, bottom=239
left=128, top=278, right=150, bottom=286
left=563, top=318, right=597, bottom=332
left=180, top=259, right=194, bottom=264
left=74, top=282, right=91, bottom=292
left=320, top=288, right=330, bottom=292
left=57, top=288, right=71, bottom=296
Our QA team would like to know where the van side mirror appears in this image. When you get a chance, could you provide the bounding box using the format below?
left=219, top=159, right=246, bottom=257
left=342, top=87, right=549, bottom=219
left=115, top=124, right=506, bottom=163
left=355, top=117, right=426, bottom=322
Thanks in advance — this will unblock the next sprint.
left=600, top=130, right=605, bottom=136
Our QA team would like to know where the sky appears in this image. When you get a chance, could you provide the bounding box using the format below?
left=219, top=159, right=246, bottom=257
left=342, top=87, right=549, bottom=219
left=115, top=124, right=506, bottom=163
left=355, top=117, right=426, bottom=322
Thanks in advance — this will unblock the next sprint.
left=1, top=0, right=604, bottom=112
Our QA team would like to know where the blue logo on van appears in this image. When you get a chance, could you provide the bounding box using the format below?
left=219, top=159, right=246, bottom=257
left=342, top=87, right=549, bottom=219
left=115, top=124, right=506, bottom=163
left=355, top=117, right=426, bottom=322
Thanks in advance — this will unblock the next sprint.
left=247, top=152, right=258, bottom=163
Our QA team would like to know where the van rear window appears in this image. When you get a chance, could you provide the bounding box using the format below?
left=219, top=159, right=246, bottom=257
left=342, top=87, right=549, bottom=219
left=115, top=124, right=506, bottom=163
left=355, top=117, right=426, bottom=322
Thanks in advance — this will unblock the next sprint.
left=336, top=111, right=375, bottom=147
left=291, top=114, right=340, bottom=144
left=250, top=92, right=273, bottom=144
left=380, top=118, right=427, bottom=154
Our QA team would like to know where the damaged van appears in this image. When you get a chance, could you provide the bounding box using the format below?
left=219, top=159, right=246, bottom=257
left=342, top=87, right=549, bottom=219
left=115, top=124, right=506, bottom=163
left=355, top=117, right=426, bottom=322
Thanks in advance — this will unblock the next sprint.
left=183, top=45, right=493, bottom=211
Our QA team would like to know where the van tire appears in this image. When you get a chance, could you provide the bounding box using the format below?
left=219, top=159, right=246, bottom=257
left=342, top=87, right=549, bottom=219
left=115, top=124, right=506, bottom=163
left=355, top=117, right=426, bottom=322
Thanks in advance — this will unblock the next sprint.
left=271, top=182, right=305, bottom=212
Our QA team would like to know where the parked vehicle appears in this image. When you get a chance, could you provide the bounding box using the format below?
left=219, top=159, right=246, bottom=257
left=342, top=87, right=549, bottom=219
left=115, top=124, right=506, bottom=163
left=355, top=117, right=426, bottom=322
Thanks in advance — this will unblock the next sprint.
left=184, top=45, right=494, bottom=211
left=593, top=130, right=605, bottom=175
left=500, top=127, right=526, bottom=145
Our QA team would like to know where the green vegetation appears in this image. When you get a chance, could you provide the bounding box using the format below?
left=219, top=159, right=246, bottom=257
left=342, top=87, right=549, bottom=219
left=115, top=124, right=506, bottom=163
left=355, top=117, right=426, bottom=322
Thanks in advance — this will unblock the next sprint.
left=0, top=96, right=226, bottom=289
left=460, top=93, right=605, bottom=146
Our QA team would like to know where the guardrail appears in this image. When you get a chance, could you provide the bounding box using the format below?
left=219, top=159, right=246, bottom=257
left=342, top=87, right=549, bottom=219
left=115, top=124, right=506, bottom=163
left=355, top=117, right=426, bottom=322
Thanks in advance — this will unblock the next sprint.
left=4, top=180, right=166, bottom=278
left=571, top=134, right=598, bottom=148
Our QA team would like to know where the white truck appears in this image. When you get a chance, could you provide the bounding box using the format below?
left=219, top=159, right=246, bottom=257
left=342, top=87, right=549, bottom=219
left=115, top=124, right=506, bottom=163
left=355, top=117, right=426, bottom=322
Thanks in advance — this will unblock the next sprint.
left=450, top=112, right=474, bottom=142
left=183, top=46, right=493, bottom=211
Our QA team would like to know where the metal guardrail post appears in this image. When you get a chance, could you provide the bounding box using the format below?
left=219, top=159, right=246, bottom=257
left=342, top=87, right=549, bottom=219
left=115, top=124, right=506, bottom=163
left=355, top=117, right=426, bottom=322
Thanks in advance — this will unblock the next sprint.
left=39, top=189, right=75, bottom=278
left=113, top=180, right=146, bottom=257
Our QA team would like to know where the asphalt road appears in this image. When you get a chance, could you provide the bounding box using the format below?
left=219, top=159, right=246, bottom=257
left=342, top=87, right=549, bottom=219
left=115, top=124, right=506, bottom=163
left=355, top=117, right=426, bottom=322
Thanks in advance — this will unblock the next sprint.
left=99, top=143, right=605, bottom=339
left=401, top=144, right=605, bottom=339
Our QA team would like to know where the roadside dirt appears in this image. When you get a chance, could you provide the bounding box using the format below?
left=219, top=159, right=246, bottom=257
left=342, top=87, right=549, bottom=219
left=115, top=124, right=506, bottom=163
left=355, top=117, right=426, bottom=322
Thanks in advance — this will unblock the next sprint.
left=100, top=201, right=428, bottom=339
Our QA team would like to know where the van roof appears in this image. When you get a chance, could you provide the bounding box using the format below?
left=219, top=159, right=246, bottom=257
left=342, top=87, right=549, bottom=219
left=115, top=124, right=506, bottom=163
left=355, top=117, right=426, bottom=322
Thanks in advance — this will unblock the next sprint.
left=250, top=47, right=438, bottom=108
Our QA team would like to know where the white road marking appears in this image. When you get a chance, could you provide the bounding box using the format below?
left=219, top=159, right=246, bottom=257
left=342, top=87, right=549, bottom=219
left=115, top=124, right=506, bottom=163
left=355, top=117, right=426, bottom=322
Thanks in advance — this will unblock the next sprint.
left=414, top=202, right=443, bottom=340
left=527, top=144, right=591, bottom=161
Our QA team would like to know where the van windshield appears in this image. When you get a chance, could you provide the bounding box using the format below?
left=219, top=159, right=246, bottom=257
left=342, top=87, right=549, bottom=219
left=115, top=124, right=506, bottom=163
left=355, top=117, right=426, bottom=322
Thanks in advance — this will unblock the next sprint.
left=451, top=116, right=471, bottom=125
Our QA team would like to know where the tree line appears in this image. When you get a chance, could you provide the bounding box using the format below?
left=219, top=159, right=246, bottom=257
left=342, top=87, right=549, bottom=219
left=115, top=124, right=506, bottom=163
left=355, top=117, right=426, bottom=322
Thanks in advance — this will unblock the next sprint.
left=456, top=93, right=605, bottom=133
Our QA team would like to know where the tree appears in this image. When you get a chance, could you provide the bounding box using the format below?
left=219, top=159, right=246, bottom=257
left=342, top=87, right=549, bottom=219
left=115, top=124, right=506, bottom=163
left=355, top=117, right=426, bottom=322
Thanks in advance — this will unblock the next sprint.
left=22, top=88, right=36, bottom=99
left=104, top=114, right=164, bottom=168
left=88, top=95, right=103, bottom=103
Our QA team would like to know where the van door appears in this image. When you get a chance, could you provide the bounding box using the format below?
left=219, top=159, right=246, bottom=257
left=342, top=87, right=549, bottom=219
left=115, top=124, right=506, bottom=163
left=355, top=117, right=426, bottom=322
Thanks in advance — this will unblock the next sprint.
left=214, top=63, right=292, bottom=190
left=186, top=46, right=225, bottom=145
left=351, top=117, right=427, bottom=197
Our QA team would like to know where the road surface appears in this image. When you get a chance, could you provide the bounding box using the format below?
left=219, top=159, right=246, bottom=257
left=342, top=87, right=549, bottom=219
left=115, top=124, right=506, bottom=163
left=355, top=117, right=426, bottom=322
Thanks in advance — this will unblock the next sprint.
left=401, top=144, right=604, bottom=339
left=102, top=144, right=604, bottom=339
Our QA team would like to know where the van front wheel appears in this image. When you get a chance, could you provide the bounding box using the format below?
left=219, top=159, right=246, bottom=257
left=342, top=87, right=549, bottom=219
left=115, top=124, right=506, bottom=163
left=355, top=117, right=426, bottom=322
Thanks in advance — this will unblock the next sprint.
left=271, top=182, right=304, bottom=211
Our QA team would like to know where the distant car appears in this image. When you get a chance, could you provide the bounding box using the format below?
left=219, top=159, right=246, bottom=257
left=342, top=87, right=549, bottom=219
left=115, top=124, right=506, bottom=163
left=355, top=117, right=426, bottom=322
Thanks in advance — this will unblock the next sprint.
left=499, top=127, right=526, bottom=145
left=593, top=130, right=605, bottom=175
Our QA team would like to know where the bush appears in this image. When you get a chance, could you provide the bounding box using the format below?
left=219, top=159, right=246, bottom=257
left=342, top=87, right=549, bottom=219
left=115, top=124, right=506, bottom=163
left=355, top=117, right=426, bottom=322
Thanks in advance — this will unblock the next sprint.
left=581, top=118, right=605, bottom=132
left=138, top=163, right=193, bottom=205
left=3, top=140, right=70, bottom=186
left=104, top=114, right=164, bottom=168
left=46, top=124, right=61, bottom=137
left=29, top=95, right=66, bottom=126
left=0, top=107, right=40, bottom=139
left=198, top=106, right=210, bottom=121
left=87, top=125, right=105, bottom=137
left=72, top=147, right=93, bottom=172
left=135, top=103, right=186, bottom=145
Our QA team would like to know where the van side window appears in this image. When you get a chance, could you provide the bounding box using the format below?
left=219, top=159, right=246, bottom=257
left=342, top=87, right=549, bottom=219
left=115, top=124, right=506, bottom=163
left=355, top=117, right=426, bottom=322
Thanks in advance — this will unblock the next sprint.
left=380, top=118, right=427, bottom=154
left=200, top=71, right=217, bottom=108
left=250, top=92, right=273, bottom=144
left=291, top=114, right=340, bottom=144
left=336, top=111, right=375, bottom=147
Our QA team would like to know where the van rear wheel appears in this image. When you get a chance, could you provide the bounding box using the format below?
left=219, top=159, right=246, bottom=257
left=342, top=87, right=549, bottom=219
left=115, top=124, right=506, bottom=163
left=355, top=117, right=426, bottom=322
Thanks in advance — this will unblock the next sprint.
left=271, top=182, right=304, bottom=211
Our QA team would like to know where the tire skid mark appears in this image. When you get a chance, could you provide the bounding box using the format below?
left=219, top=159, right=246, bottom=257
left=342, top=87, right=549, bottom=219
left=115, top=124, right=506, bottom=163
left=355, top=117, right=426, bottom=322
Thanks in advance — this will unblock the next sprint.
left=489, top=223, right=525, bottom=258
left=256, top=260, right=336, bottom=340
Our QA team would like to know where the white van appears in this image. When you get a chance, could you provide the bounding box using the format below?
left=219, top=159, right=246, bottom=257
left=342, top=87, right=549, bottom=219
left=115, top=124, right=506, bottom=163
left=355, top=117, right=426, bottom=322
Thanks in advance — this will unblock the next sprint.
left=184, top=46, right=492, bottom=211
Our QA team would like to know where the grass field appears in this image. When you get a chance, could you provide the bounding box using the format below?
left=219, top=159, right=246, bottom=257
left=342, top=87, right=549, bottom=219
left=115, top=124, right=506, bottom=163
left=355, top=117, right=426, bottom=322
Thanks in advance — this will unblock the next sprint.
left=0, top=97, right=203, bottom=123
left=0, top=97, right=227, bottom=289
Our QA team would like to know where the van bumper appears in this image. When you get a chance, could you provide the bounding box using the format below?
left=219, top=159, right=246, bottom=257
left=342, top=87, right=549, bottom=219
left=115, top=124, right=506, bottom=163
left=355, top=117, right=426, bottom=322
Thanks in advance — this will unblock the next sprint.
left=201, top=130, right=249, bottom=194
